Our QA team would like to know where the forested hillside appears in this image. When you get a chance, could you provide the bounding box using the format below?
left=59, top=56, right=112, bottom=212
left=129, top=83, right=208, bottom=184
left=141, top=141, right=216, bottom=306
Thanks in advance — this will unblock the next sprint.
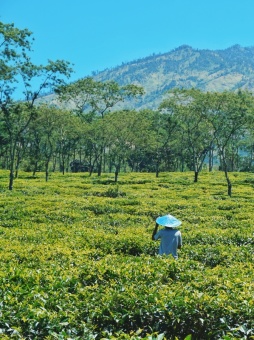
left=92, top=44, right=254, bottom=109
left=37, top=44, right=254, bottom=110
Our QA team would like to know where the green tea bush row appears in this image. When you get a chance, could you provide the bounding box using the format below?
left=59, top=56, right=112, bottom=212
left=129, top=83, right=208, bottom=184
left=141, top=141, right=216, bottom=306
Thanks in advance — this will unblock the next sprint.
left=0, top=170, right=253, bottom=339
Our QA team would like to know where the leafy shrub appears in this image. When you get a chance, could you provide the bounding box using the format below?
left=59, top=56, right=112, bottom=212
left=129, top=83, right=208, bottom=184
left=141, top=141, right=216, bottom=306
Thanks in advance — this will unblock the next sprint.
left=0, top=170, right=253, bottom=339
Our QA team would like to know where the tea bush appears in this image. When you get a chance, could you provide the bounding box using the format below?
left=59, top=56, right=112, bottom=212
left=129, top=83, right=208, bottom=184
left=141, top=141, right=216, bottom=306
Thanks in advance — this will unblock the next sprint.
left=0, top=170, right=253, bottom=339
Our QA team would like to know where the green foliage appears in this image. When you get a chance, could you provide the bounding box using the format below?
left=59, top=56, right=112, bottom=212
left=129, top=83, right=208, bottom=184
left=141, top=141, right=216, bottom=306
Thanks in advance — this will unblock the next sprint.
left=55, top=77, right=144, bottom=117
left=0, top=170, right=253, bottom=339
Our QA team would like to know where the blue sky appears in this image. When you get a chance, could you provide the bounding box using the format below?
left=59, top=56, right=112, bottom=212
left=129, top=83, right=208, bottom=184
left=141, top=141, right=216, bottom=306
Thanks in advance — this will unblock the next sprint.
left=1, top=0, right=254, bottom=84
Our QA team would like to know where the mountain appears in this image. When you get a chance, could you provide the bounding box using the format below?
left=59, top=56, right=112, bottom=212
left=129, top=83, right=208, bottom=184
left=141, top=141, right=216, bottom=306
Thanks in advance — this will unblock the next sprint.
left=92, top=44, right=254, bottom=110
left=39, top=45, right=254, bottom=110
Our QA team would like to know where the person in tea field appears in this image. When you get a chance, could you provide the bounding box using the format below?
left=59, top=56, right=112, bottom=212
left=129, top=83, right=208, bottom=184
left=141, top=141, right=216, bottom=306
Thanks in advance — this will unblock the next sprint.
left=152, top=214, right=182, bottom=259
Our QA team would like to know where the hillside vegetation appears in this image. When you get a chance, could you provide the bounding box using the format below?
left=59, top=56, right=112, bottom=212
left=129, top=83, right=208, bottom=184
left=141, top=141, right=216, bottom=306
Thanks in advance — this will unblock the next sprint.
left=0, top=170, right=253, bottom=339
left=92, top=45, right=254, bottom=109
left=37, top=45, right=254, bottom=110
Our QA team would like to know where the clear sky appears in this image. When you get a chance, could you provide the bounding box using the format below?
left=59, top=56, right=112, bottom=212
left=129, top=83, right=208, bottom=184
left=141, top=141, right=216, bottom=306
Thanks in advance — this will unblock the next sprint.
left=1, top=0, right=254, bottom=84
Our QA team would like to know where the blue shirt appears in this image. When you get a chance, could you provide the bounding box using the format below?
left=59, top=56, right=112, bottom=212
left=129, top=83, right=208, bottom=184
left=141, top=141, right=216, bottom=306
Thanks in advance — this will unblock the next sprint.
left=154, top=228, right=182, bottom=259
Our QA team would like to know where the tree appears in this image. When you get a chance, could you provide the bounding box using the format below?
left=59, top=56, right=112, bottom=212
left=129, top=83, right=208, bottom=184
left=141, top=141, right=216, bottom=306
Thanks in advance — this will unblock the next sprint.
left=54, top=77, right=98, bottom=118
left=149, top=110, right=179, bottom=177
left=103, top=110, right=143, bottom=181
left=56, top=78, right=144, bottom=118
left=27, top=106, right=73, bottom=181
left=205, top=90, right=254, bottom=196
left=124, top=110, right=158, bottom=173
left=240, top=125, right=254, bottom=171
left=160, top=89, right=214, bottom=182
left=0, top=21, right=73, bottom=189
left=56, top=78, right=144, bottom=176
left=54, top=112, right=84, bottom=175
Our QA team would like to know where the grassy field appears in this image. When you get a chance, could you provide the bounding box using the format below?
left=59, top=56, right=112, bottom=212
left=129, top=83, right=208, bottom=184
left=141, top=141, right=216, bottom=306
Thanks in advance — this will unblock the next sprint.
left=0, top=170, right=253, bottom=339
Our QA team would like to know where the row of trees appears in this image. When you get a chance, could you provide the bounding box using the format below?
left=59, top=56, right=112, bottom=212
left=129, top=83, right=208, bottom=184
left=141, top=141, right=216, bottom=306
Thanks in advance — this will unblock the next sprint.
left=0, top=21, right=72, bottom=189
left=0, top=20, right=143, bottom=190
left=1, top=88, right=254, bottom=195
left=1, top=21, right=254, bottom=196
left=160, top=88, right=254, bottom=195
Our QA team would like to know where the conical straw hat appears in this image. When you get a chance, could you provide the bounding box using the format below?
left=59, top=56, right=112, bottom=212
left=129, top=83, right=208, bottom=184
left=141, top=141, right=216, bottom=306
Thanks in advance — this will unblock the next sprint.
left=156, top=214, right=182, bottom=228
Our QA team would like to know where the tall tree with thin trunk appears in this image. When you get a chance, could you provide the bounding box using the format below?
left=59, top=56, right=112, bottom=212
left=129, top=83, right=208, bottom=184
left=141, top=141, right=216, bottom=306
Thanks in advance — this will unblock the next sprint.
left=160, top=88, right=214, bottom=182
left=0, top=21, right=72, bottom=189
left=205, top=90, right=254, bottom=196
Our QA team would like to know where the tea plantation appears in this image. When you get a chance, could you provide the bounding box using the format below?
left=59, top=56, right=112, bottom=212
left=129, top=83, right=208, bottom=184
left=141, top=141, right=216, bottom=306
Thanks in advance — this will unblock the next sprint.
left=0, top=170, right=253, bottom=339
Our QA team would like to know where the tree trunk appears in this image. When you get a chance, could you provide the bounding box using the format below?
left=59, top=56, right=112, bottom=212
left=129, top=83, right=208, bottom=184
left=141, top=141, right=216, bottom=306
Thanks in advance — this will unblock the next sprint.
left=155, top=160, right=159, bottom=178
left=15, top=151, right=22, bottom=179
left=8, top=142, right=16, bottom=190
left=89, top=160, right=97, bottom=176
left=224, top=170, right=232, bottom=197
left=209, top=148, right=214, bottom=172
left=32, top=163, right=38, bottom=177
left=62, top=158, right=65, bottom=175
left=51, top=156, right=56, bottom=172
left=181, top=156, right=185, bottom=172
left=114, top=164, right=120, bottom=182
left=15, top=164, right=19, bottom=179
left=66, top=154, right=70, bottom=173
left=9, top=169, right=14, bottom=191
left=114, top=170, right=118, bottom=183
left=220, top=148, right=232, bottom=196
left=194, top=171, right=198, bottom=183
left=89, top=165, right=94, bottom=176
left=45, top=161, right=49, bottom=182
left=97, top=155, right=102, bottom=176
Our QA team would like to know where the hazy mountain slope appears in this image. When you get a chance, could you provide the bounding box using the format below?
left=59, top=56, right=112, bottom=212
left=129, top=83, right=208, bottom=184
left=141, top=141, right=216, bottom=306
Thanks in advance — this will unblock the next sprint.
left=38, top=45, right=254, bottom=110
left=92, top=44, right=254, bottom=109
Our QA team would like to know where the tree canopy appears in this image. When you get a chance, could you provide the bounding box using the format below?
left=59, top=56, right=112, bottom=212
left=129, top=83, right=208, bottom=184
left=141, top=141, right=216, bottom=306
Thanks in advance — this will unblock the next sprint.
left=1, top=21, right=254, bottom=196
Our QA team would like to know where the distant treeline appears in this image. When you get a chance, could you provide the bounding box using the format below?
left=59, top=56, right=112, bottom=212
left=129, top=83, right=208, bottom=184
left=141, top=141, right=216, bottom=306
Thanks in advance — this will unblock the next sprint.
left=1, top=88, right=254, bottom=195
left=1, top=20, right=254, bottom=194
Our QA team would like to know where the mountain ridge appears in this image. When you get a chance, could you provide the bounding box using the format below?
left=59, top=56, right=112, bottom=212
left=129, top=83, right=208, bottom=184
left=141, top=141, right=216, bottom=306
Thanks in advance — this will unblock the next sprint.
left=39, top=45, right=254, bottom=110
left=91, top=44, right=254, bottom=109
